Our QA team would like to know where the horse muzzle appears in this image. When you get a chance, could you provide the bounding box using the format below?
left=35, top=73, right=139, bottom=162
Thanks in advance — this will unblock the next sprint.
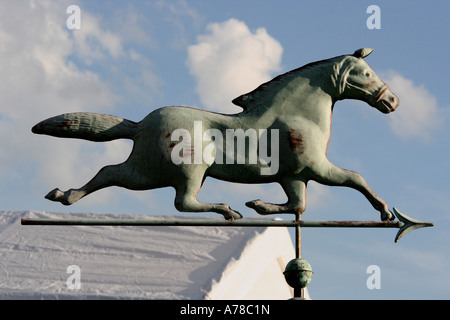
left=375, top=84, right=399, bottom=113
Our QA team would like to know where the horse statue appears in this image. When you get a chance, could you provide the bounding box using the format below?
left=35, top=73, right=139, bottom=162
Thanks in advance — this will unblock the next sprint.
left=32, top=48, right=399, bottom=222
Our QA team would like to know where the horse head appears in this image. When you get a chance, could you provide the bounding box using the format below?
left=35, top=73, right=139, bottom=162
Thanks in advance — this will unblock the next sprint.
left=337, top=48, right=399, bottom=113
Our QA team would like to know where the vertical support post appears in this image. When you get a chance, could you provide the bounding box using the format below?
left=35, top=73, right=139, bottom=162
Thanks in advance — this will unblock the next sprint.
left=294, top=213, right=303, bottom=299
left=295, top=213, right=301, bottom=259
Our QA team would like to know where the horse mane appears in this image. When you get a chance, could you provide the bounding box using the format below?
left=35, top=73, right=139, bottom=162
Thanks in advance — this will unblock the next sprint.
left=232, top=54, right=347, bottom=110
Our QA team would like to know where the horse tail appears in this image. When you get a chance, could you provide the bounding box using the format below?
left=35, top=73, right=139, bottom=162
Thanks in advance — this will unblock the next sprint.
left=31, top=112, right=138, bottom=142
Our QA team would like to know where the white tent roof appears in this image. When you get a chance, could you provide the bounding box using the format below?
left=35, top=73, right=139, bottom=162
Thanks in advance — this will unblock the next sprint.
left=0, top=211, right=306, bottom=300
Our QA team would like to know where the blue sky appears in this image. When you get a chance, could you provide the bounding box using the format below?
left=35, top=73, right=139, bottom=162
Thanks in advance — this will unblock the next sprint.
left=0, top=1, right=448, bottom=299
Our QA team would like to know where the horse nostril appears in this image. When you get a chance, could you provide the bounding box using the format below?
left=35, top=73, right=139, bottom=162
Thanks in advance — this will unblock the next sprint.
left=389, top=95, right=399, bottom=110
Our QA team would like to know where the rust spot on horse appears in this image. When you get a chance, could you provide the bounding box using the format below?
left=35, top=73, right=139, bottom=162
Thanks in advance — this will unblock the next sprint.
left=288, top=129, right=304, bottom=154
left=363, top=81, right=377, bottom=88
left=57, top=120, right=79, bottom=127
left=169, top=142, right=175, bottom=148
left=165, top=132, right=171, bottom=138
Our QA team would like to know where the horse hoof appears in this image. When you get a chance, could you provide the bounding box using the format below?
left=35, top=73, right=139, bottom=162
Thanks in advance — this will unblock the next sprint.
left=226, top=216, right=235, bottom=222
left=381, top=209, right=394, bottom=221
left=245, top=199, right=262, bottom=209
left=45, top=188, right=64, bottom=201
left=45, top=188, right=72, bottom=205
left=245, top=199, right=269, bottom=215
left=224, top=210, right=243, bottom=221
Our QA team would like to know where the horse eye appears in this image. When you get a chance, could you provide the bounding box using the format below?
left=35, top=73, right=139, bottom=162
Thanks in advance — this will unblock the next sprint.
left=365, top=72, right=372, bottom=77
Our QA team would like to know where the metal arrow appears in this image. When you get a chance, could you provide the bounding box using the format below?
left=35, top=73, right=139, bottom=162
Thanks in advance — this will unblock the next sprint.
left=21, top=207, right=433, bottom=243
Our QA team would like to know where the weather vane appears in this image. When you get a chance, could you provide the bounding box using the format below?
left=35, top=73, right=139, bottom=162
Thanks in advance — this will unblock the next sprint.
left=24, top=48, right=433, bottom=299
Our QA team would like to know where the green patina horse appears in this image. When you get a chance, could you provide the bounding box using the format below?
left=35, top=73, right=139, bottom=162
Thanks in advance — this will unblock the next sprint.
left=33, top=48, right=399, bottom=221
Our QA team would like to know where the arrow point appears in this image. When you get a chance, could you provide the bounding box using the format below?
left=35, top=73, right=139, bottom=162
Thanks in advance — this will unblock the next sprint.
left=393, top=207, right=434, bottom=243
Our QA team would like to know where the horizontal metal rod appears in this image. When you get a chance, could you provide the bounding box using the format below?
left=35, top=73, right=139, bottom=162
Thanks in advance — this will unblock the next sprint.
left=20, top=208, right=433, bottom=243
left=21, top=218, right=403, bottom=228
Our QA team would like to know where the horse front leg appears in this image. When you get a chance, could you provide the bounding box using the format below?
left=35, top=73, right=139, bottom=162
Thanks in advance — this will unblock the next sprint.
left=312, top=160, right=394, bottom=221
left=246, top=177, right=307, bottom=216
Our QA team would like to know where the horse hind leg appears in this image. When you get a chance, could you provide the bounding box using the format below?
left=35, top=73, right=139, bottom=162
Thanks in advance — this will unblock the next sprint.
left=174, top=175, right=242, bottom=221
left=45, top=162, right=145, bottom=206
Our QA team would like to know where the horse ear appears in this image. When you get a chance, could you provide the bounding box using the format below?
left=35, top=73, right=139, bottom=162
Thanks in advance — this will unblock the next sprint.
left=353, top=48, right=374, bottom=58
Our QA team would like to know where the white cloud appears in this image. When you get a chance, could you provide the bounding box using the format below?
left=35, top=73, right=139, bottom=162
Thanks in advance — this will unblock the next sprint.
left=0, top=1, right=147, bottom=207
left=186, top=19, right=283, bottom=113
left=383, top=71, right=444, bottom=141
left=0, top=2, right=115, bottom=152
left=72, top=10, right=124, bottom=63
